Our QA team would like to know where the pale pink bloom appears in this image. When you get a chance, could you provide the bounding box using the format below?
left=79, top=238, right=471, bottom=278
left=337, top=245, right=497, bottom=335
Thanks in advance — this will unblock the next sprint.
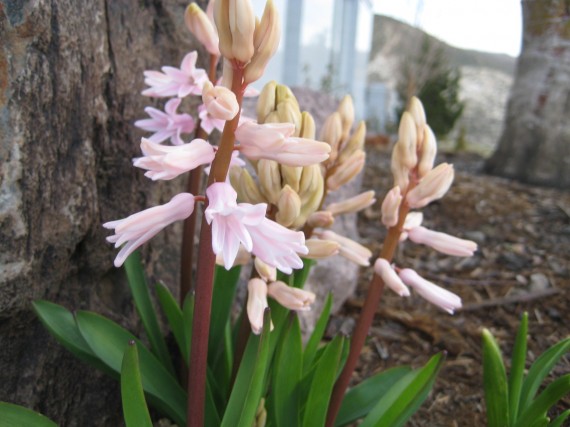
left=399, top=212, right=424, bottom=242
left=204, top=150, right=245, bottom=177
left=381, top=186, right=402, bottom=228
left=408, top=226, right=477, bottom=257
left=235, top=121, right=331, bottom=166
left=104, top=193, right=195, bottom=267
left=247, top=278, right=268, bottom=335
left=314, top=230, right=372, bottom=266
left=399, top=268, right=462, bottom=314
left=142, top=52, right=208, bottom=98
left=198, top=103, right=225, bottom=134
left=374, top=258, right=410, bottom=297
left=406, top=163, right=454, bottom=208
left=267, top=281, right=316, bottom=311
left=205, top=182, right=308, bottom=273
left=133, top=138, right=215, bottom=180
left=202, top=81, right=239, bottom=121
left=135, top=98, right=196, bottom=146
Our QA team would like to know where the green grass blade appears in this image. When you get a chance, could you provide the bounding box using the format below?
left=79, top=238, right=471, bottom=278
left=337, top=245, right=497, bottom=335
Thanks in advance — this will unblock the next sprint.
left=274, top=316, right=303, bottom=427
left=124, top=251, right=174, bottom=375
left=303, top=293, right=333, bottom=375
left=221, top=309, right=272, bottom=427
left=209, top=265, right=241, bottom=356
left=359, top=353, right=444, bottom=427
left=519, top=337, right=570, bottom=412
left=549, top=409, right=570, bottom=427
left=335, top=366, right=412, bottom=426
left=155, top=283, right=187, bottom=363
left=75, top=311, right=186, bottom=425
left=509, top=312, right=528, bottom=421
left=302, top=335, right=345, bottom=427
left=121, top=343, right=153, bottom=427
left=0, top=402, right=58, bottom=427
left=293, top=258, right=315, bottom=288
left=482, top=329, right=510, bottom=427
left=515, top=374, right=570, bottom=427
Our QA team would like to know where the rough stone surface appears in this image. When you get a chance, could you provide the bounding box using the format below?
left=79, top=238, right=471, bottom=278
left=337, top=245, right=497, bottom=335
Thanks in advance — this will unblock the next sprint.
left=0, top=1, right=202, bottom=424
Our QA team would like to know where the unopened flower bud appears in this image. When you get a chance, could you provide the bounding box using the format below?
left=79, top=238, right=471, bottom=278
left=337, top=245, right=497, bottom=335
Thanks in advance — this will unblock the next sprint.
left=337, top=121, right=365, bottom=164
left=215, top=0, right=256, bottom=63
left=304, top=238, right=340, bottom=259
left=399, top=268, right=462, bottom=314
left=300, top=111, right=316, bottom=139
left=315, top=230, right=372, bottom=266
left=399, top=211, right=424, bottom=242
left=185, top=3, right=220, bottom=56
left=391, top=148, right=410, bottom=190
left=307, top=211, right=334, bottom=228
left=418, top=125, right=437, bottom=178
left=255, top=257, right=277, bottom=282
left=394, top=111, right=418, bottom=171
left=325, top=190, right=376, bottom=216
left=338, top=95, right=354, bottom=140
left=276, top=185, right=301, bottom=227
left=381, top=186, right=402, bottom=228
left=407, top=96, right=426, bottom=146
left=276, top=100, right=302, bottom=135
left=256, top=80, right=277, bottom=123
left=327, top=150, right=365, bottom=191
left=244, top=0, right=281, bottom=84
left=408, top=226, right=478, bottom=257
left=267, top=280, right=315, bottom=311
left=406, top=163, right=454, bottom=208
left=257, top=159, right=281, bottom=204
left=202, top=81, right=239, bottom=121
left=374, top=258, right=410, bottom=297
left=238, top=168, right=266, bottom=204
left=247, top=278, right=268, bottom=334
left=281, top=165, right=302, bottom=192
left=320, top=112, right=343, bottom=164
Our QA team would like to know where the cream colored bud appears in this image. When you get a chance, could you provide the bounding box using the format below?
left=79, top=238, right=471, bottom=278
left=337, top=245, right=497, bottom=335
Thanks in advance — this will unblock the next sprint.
left=307, top=211, right=335, bottom=228
left=214, top=0, right=256, bottom=63
left=327, top=150, right=365, bottom=191
left=214, top=0, right=233, bottom=59
left=315, top=230, right=372, bottom=266
left=325, top=190, right=376, bottom=216
left=338, top=95, right=355, bottom=140
left=276, top=185, right=301, bottom=227
left=267, top=280, right=315, bottom=311
left=228, top=165, right=242, bottom=189
left=319, top=112, right=343, bottom=164
left=281, top=165, right=302, bottom=192
left=264, top=111, right=280, bottom=124
left=390, top=148, right=410, bottom=190
left=256, top=81, right=277, bottom=123
left=304, top=239, right=341, bottom=259
left=247, top=278, right=268, bottom=335
left=418, top=125, right=437, bottom=178
left=396, top=112, right=418, bottom=170
left=294, top=184, right=323, bottom=229
left=254, top=257, right=276, bottom=282
left=220, top=58, right=233, bottom=89
left=216, top=245, right=251, bottom=267
left=185, top=3, right=220, bottom=56
left=257, top=159, right=281, bottom=204
left=238, top=168, right=266, bottom=204
left=277, top=100, right=302, bottom=135
left=406, top=163, right=455, bottom=208
left=338, top=120, right=365, bottom=165
left=408, top=96, right=426, bottom=146
left=300, top=111, right=316, bottom=139
left=202, top=81, right=239, bottom=121
left=381, top=186, right=402, bottom=228
left=275, top=84, right=299, bottom=108
left=244, top=0, right=281, bottom=84
left=298, top=164, right=322, bottom=197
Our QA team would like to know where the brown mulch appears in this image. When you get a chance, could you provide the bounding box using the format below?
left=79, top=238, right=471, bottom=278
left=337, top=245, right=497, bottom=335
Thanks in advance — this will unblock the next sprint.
left=334, top=145, right=570, bottom=426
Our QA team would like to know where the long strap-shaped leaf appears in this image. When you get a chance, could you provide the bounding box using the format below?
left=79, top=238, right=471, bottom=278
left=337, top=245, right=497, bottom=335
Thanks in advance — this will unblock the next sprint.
left=514, top=374, right=570, bottom=427
left=482, top=329, right=510, bottom=427
left=509, top=312, right=528, bottom=423
left=549, top=409, right=570, bottom=427
left=221, top=309, right=272, bottom=427
left=124, top=251, right=175, bottom=375
left=155, top=283, right=188, bottom=362
left=303, top=293, right=333, bottom=375
left=0, top=402, right=58, bottom=427
left=121, top=343, right=153, bottom=427
left=359, top=352, right=444, bottom=427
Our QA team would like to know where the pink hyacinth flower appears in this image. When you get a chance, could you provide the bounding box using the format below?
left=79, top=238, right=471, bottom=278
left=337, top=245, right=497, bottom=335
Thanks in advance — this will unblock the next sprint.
left=399, top=212, right=424, bottom=242
left=399, top=268, right=462, bottom=314
left=135, top=98, right=196, bottom=146
left=408, top=226, right=478, bottom=257
left=202, top=81, right=239, bottom=121
left=104, top=193, right=195, bottom=267
left=142, top=51, right=208, bottom=98
left=235, top=121, right=331, bottom=166
left=198, top=103, right=226, bottom=134
left=267, top=281, right=316, bottom=311
left=133, top=138, right=215, bottom=180
left=247, top=278, right=269, bottom=335
left=314, top=230, right=372, bottom=267
left=205, top=182, right=308, bottom=273
left=374, top=258, right=410, bottom=297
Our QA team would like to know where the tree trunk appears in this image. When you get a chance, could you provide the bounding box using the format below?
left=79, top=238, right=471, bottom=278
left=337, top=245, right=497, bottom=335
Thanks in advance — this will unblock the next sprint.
left=485, top=0, right=570, bottom=188
left=0, top=1, right=200, bottom=424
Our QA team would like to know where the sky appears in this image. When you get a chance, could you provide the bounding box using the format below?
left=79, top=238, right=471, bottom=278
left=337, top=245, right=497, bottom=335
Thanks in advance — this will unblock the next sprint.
left=373, top=0, right=523, bottom=57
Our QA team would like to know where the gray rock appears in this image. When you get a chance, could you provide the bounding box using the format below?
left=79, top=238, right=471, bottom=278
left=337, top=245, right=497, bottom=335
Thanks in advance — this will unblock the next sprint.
left=529, top=273, right=550, bottom=292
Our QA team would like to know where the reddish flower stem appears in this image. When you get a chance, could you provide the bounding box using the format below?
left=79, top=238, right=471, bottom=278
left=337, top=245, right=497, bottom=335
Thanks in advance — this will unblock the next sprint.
left=186, top=64, right=245, bottom=427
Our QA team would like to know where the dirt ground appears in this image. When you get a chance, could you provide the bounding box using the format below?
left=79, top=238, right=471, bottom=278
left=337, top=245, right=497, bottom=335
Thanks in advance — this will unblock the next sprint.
left=335, top=145, right=570, bottom=426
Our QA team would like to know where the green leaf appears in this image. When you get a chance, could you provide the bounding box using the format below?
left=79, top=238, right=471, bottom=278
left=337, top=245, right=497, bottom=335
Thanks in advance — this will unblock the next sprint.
left=482, top=329, right=510, bottom=427
left=549, top=409, right=570, bottom=427
left=360, top=353, right=444, bottom=427
left=303, top=293, right=333, bottom=375
left=155, top=283, right=187, bottom=363
left=515, top=374, right=570, bottom=427
left=209, top=265, right=241, bottom=355
left=75, top=311, right=186, bottom=426
left=293, top=258, right=315, bottom=288
left=0, top=402, right=58, bottom=427
left=274, top=316, right=303, bottom=427
left=121, top=343, right=153, bottom=427
left=519, top=337, right=570, bottom=413
left=509, top=312, right=528, bottom=422
left=32, top=301, right=112, bottom=376
left=221, top=309, right=272, bottom=427
left=335, top=366, right=412, bottom=426
left=124, top=251, right=174, bottom=375
left=302, top=335, right=345, bottom=427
